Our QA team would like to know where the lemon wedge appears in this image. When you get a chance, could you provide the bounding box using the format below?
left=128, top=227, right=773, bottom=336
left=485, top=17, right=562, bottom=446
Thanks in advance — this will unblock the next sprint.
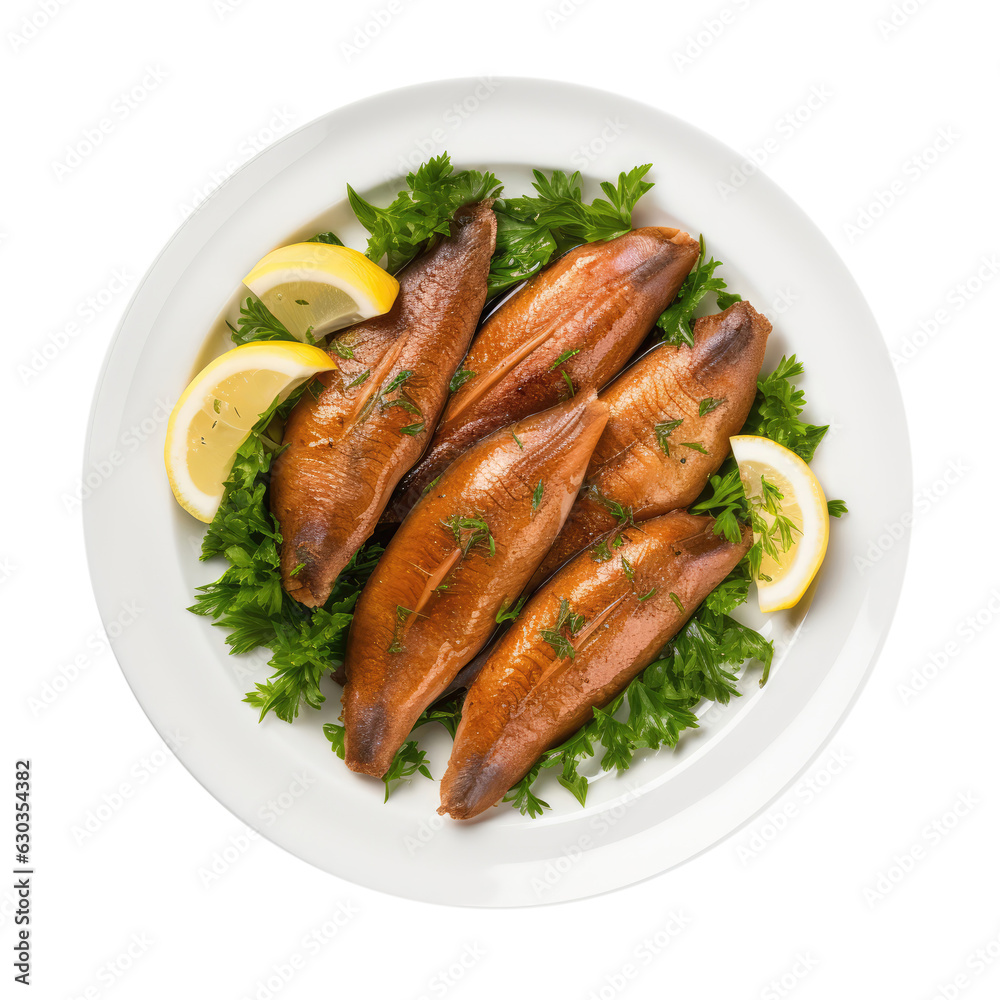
left=165, top=342, right=337, bottom=522
left=243, top=242, right=398, bottom=341
left=730, top=435, right=830, bottom=612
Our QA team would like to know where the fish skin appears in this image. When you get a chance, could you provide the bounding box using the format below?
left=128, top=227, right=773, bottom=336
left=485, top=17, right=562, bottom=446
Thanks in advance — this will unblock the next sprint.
left=385, top=226, right=701, bottom=522
left=270, top=201, right=497, bottom=607
left=438, top=511, right=751, bottom=820
left=342, top=391, right=609, bottom=777
left=526, top=300, right=771, bottom=592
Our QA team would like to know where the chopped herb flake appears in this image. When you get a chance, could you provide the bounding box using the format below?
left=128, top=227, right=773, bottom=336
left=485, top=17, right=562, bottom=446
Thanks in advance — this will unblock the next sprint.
left=549, top=348, right=581, bottom=370
left=539, top=598, right=586, bottom=660
left=654, top=418, right=683, bottom=456
left=449, top=369, right=477, bottom=392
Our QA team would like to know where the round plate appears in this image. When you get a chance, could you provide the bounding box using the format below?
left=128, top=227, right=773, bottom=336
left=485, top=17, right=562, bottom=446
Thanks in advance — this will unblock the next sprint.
left=83, top=78, right=910, bottom=907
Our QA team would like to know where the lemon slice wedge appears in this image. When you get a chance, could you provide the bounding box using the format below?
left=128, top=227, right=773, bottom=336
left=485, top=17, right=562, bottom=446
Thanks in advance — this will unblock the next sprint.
left=165, top=341, right=337, bottom=522
left=730, top=435, right=830, bottom=612
left=243, top=242, right=398, bottom=341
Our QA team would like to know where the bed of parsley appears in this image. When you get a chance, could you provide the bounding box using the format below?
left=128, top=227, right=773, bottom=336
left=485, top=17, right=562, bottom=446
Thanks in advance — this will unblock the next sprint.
left=189, top=154, right=845, bottom=813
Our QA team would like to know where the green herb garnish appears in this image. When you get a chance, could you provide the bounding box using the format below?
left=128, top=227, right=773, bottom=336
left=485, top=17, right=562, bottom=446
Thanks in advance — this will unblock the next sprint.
left=348, top=154, right=502, bottom=273
left=656, top=235, right=739, bottom=346
left=227, top=296, right=292, bottom=346
left=189, top=389, right=382, bottom=724
left=443, top=514, right=495, bottom=558
left=449, top=369, right=477, bottom=392
left=654, top=418, right=683, bottom=456
left=549, top=349, right=581, bottom=370
left=329, top=339, right=355, bottom=361
left=309, top=231, right=345, bottom=246
left=539, top=598, right=586, bottom=660
left=496, top=596, right=527, bottom=624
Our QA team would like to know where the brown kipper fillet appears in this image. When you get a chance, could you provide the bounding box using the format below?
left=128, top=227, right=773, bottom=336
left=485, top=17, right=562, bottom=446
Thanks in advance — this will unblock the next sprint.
left=270, top=201, right=497, bottom=607
left=527, top=300, right=771, bottom=590
left=439, top=511, right=751, bottom=820
left=343, top=392, right=609, bottom=777
left=386, top=226, right=701, bottom=521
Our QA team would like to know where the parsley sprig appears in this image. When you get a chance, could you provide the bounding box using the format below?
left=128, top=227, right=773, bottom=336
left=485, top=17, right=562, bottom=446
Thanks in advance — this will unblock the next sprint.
left=489, top=165, right=654, bottom=297
left=502, top=165, right=654, bottom=246
left=741, top=355, right=829, bottom=462
left=324, top=691, right=464, bottom=801
left=227, top=296, right=292, bottom=346
left=746, top=478, right=800, bottom=581
left=190, top=390, right=383, bottom=724
left=348, top=155, right=502, bottom=273
left=656, top=235, right=742, bottom=346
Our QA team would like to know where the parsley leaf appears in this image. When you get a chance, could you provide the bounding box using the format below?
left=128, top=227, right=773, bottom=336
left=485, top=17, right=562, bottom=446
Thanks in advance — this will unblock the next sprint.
left=488, top=164, right=654, bottom=298
left=742, top=355, right=829, bottom=462
left=347, top=154, right=503, bottom=273
left=504, top=165, right=653, bottom=246
left=656, top=235, right=739, bottom=347
left=227, top=296, right=292, bottom=346
left=324, top=724, right=432, bottom=802
left=502, top=763, right=551, bottom=818
left=586, top=487, right=633, bottom=526
left=346, top=153, right=657, bottom=299
left=309, top=231, right=345, bottom=246
left=591, top=539, right=615, bottom=563
left=379, top=740, right=432, bottom=802
left=489, top=205, right=558, bottom=298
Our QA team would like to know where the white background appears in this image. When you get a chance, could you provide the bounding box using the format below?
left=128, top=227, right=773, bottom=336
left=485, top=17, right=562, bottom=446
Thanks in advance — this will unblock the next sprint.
left=5, top=0, right=999, bottom=996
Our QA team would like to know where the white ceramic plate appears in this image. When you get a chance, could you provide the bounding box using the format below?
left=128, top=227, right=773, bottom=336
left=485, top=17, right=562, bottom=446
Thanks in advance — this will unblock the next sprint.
left=84, top=78, right=910, bottom=907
